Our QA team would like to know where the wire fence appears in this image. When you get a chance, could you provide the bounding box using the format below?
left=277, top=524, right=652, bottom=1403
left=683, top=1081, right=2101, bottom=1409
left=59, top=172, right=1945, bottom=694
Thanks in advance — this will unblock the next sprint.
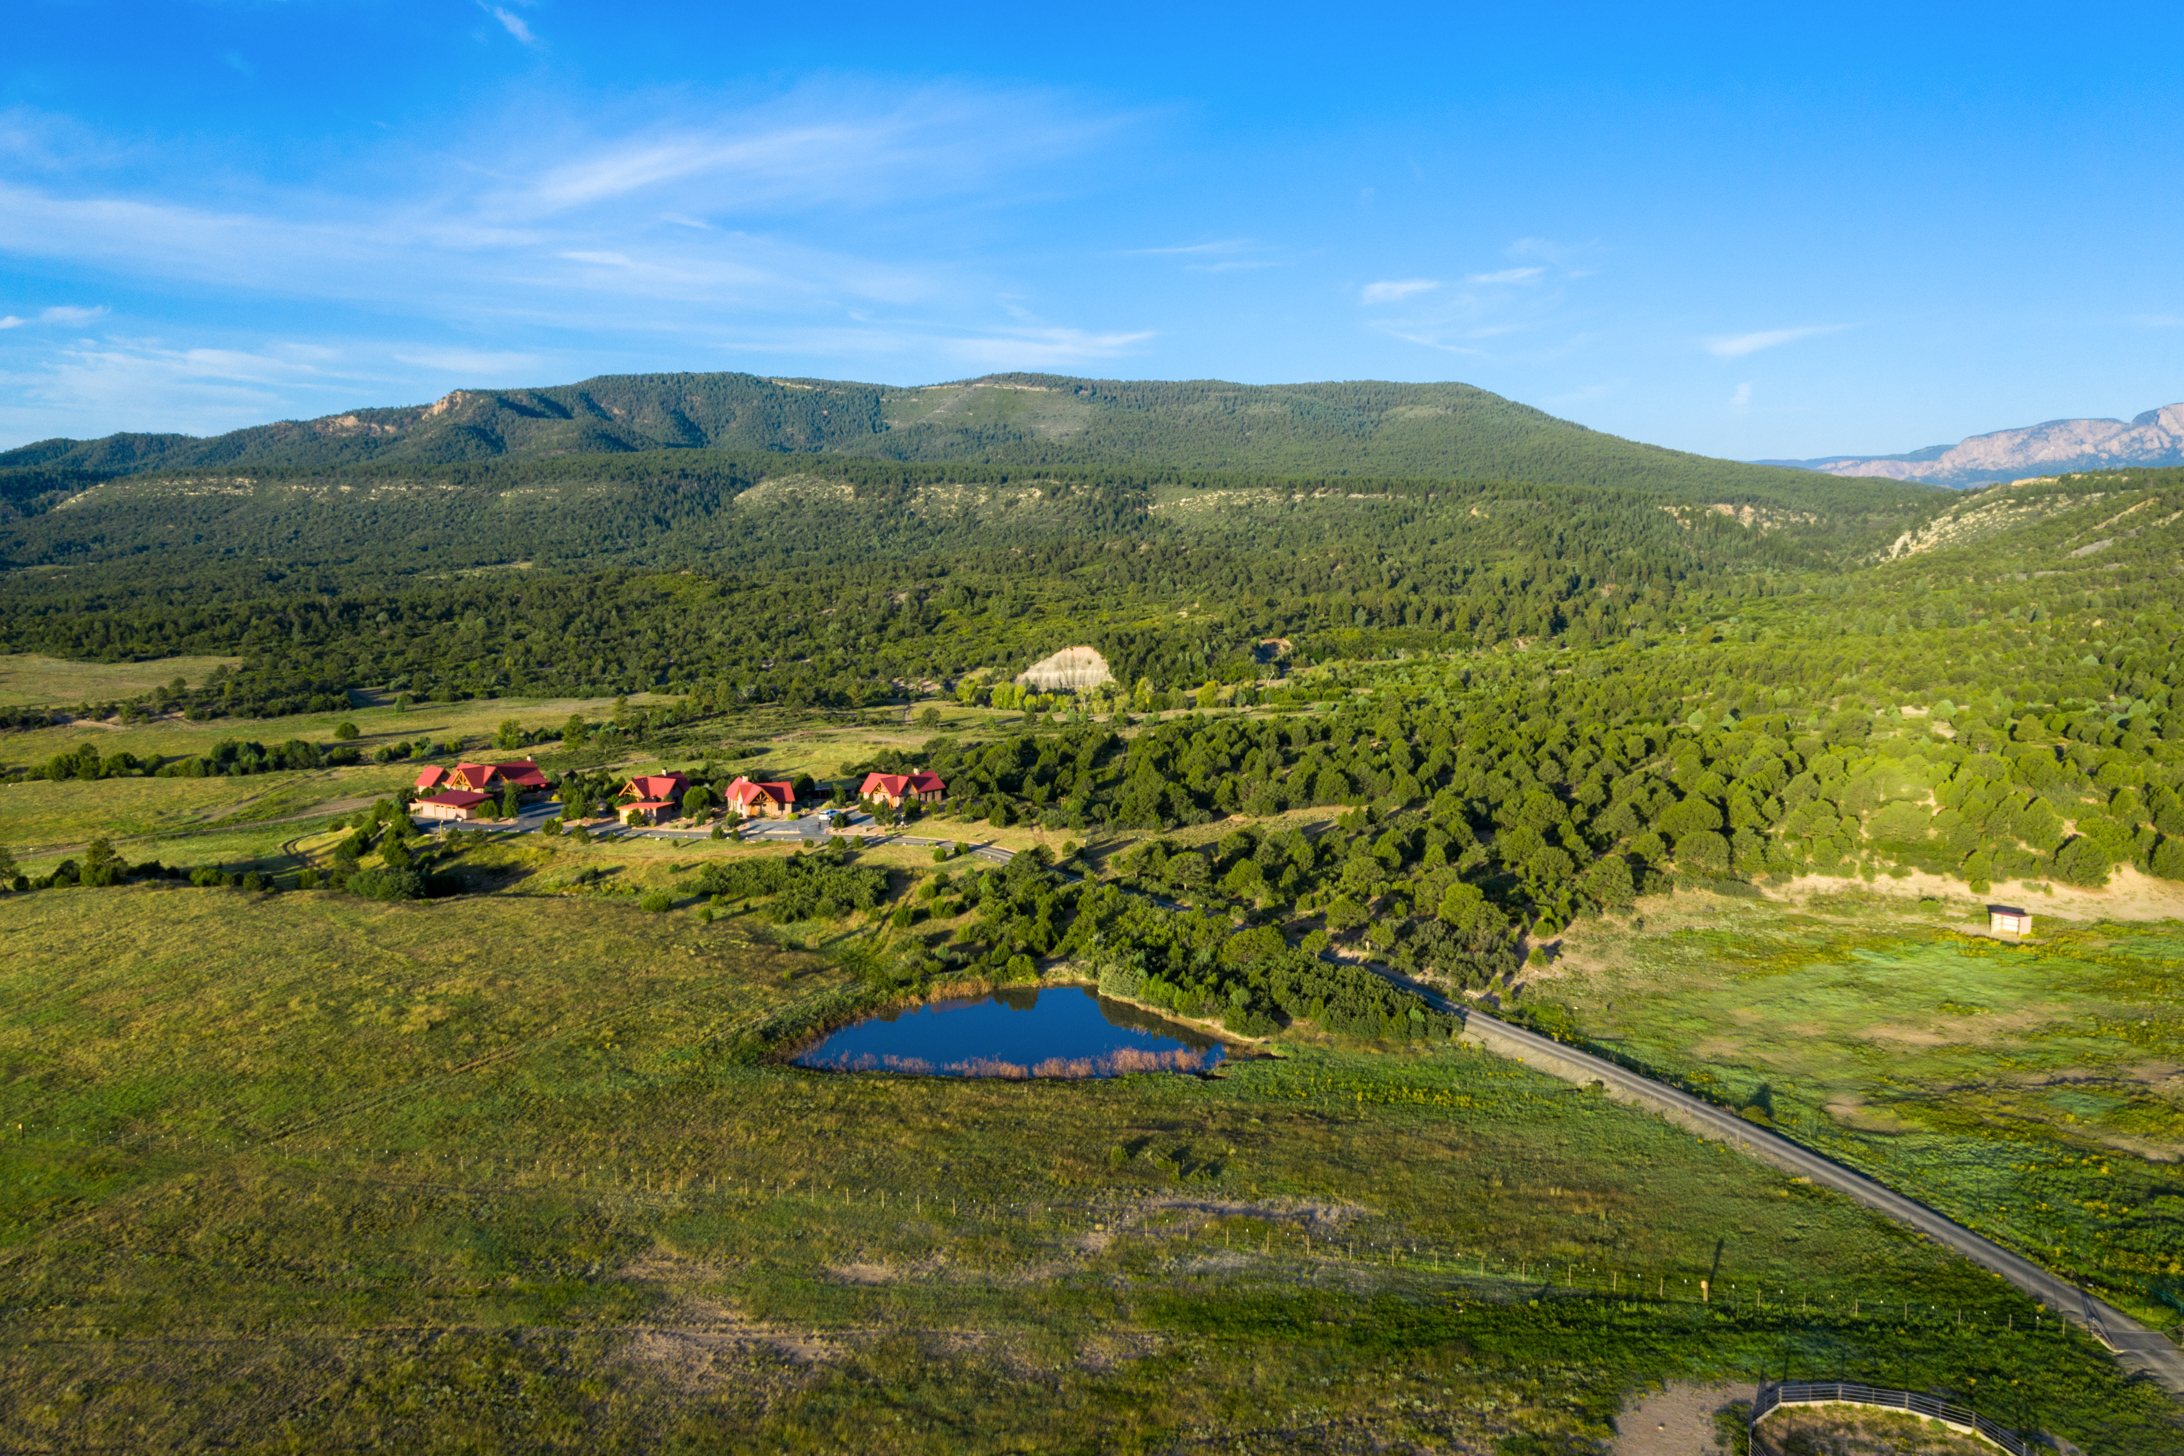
left=1750, top=1380, right=2031, bottom=1455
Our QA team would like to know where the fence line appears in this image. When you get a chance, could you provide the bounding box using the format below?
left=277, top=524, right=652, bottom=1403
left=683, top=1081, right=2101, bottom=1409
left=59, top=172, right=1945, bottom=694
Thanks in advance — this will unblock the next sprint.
left=1750, top=1380, right=2030, bottom=1455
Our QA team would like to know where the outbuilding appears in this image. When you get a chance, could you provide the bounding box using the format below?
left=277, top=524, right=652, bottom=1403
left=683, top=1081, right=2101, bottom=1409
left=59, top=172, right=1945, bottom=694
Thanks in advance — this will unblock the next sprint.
left=1989, top=905, right=2033, bottom=936
left=413, top=789, right=495, bottom=822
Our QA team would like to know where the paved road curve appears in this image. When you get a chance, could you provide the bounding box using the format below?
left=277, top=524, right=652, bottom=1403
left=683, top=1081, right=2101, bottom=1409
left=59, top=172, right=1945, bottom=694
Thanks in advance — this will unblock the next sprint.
left=440, top=807, right=2184, bottom=1394
left=1449, top=1003, right=2184, bottom=1395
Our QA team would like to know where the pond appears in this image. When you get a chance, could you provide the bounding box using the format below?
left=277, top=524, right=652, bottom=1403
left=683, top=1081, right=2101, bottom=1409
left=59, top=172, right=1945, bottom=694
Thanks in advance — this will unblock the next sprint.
left=794, top=984, right=1227, bottom=1079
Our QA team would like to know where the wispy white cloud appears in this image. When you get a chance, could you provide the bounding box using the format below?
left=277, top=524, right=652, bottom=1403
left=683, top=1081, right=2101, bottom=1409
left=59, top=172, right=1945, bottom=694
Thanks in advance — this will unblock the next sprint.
left=1122, top=239, right=1280, bottom=274
left=1360, top=278, right=1440, bottom=304
left=1544, top=380, right=1625, bottom=408
left=1704, top=324, right=1846, bottom=358
left=489, top=6, right=539, bottom=46
left=0, top=84, right=1151, bottom=438
left=1467, top=266, right=1543, bottom=285
left=1379, top=329, right=1486, bottom=357
left=0, top=304, right=108, bottom=329
left=0, top=336, right=382, bottom=441
left=391, top=348, right=546, bottom=376
left=1731, top=381, right=1752, bottom=409
left=1123, top=239, right=1254, bottom=256
left=936, top=325, right=1153, bottom=369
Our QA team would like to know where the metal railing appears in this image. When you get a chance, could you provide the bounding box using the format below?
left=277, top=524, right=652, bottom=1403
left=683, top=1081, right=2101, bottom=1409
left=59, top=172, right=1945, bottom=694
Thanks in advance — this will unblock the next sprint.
left=1750, top=1381, right=2032, bottom=1455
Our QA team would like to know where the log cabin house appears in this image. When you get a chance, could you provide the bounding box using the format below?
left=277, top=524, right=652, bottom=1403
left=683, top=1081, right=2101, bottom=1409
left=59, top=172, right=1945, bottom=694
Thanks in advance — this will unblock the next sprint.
left=858, top=770, right=945, bottom=809
left=723, top=777, right=798, bottom=819
left=416, top=760, right=550, bottom=797
left=617, top=772, right=691, bottom=825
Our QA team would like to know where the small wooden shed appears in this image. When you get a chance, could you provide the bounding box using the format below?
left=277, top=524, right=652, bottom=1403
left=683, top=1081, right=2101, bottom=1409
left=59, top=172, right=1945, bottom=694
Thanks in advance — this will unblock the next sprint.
left=1989, top=905, right=2033, bottom=936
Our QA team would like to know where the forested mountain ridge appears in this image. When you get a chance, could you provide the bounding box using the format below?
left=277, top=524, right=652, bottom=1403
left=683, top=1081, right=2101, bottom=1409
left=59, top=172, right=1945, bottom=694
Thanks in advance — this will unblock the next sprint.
left=0, top=370, right=1898, bottom=507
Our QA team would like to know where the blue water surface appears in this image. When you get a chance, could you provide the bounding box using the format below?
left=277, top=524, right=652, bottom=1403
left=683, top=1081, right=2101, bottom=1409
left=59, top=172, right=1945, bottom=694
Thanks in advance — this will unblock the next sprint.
left=794, top=985, right=1224, bottom=1078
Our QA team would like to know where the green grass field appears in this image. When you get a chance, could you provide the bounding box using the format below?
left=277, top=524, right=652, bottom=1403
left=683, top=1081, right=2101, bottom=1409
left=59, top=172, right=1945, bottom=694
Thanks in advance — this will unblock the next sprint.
left=0, top=653, right=241, bottom=709
left=1539, top=892, right=2184, bottom=1327
left=2, top=884, right=2176, bottom=1453
left=6, top=685, right=2182, bottom=1449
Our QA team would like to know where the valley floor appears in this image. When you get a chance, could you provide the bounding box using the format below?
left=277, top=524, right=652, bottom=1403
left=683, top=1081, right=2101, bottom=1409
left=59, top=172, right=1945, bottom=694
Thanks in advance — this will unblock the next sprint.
left=2, top=886, right=2178, bottom=1452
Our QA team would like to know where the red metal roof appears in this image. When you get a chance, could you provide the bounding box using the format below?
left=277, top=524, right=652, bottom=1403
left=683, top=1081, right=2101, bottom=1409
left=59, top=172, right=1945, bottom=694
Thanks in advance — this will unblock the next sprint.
left=861, top=770, right=944, bottom=796
left=724, top=777, right=795, bottom=806
left=417, top=790, right=493, bottom=808
left=415, top=765, right=448, bottom=790
left=621, top=772, right=690, bottom=800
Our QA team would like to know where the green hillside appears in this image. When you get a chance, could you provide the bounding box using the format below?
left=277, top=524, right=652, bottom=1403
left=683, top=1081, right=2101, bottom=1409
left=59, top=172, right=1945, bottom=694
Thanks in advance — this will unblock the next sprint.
left=0, top=370, right=1901, bottom=507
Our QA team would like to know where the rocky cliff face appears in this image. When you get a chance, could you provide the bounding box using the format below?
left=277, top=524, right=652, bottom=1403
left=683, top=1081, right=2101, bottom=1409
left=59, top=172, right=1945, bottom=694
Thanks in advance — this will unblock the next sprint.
left=1766, top=403, right=2184, bottom=487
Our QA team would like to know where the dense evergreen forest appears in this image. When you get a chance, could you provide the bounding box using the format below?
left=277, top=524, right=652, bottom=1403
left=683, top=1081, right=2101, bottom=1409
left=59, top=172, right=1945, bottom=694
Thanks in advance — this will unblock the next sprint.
left=0, top=441, right=1938, bottom=719
left=5, top=382, right=2180, bottom=928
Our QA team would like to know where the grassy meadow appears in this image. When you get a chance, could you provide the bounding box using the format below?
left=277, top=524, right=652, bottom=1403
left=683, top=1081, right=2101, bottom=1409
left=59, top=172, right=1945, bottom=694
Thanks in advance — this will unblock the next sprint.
left=1536, top=891, right=2184, bottom=1327
left=4, top=665, right=2183, bottom=1449
left=1, top=884, right=2178, bottom=1453
left=0, top=653, right=242, bottom=709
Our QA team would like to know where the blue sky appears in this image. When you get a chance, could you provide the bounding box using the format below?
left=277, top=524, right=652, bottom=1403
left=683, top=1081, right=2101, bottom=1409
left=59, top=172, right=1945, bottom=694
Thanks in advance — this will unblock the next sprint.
left=3, top=2, right=2180, bottom=460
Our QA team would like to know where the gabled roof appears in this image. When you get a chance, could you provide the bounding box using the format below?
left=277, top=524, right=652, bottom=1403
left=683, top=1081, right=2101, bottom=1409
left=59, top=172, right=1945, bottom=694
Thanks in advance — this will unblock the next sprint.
left=449, top=762, right=504, bottom=789
left=492, top=760, right=549, bottom=788
left=860, top=770, right=945, bottom=797
left=417, top=790, right=494, bottom=808
left=625, top=799, right=678, bottom=811
left=619, top=772, right=690, bottom=800
left=415, top=765, right=449, bottom=790
left=724, top=777, right=795, bottom=807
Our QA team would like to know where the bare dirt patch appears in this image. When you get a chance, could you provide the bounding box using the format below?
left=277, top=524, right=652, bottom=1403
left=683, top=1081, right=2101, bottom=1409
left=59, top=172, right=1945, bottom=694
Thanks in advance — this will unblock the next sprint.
left=1614, top=1381, right=1746, bottom=1456
left=617, top=1250, right=840, bottom=1371
left=1124, top=1193, right=1371, bottom=1234
left=1858, top=1025, right=1951, bottom=1048
left=828, top=1256, right=947, bottom=1285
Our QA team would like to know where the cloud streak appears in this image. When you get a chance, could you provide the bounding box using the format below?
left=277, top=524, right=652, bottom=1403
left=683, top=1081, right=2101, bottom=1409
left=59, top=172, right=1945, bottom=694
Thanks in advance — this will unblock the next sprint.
left=1123, top=239, right=1254, bottom=256
left=489, top=5, right=539, bottom=47
left=0, top=84, right=1155, bottom=439
left=1704, top=324, right=1846, bottom=358
left=1360, top=278, right=1440, bottom=304
left=0, top=304, right=108, bottom=329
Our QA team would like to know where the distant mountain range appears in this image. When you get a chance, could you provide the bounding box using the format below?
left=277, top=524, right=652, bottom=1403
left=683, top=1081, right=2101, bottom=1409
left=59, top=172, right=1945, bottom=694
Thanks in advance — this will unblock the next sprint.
left=1764, top=402, right=2184, bottom=488
left=0, top=370, right=1841, bottom=504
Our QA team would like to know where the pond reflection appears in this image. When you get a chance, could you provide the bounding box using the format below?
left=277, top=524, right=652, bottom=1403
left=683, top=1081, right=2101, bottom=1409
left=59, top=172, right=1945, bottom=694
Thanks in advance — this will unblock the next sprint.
left=794, top=985, right=1225, bottom=1078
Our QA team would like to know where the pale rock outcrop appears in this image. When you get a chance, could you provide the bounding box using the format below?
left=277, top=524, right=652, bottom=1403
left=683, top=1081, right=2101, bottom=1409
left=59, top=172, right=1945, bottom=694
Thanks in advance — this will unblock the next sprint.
left=1016, top=646, right=1114, bottom=692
